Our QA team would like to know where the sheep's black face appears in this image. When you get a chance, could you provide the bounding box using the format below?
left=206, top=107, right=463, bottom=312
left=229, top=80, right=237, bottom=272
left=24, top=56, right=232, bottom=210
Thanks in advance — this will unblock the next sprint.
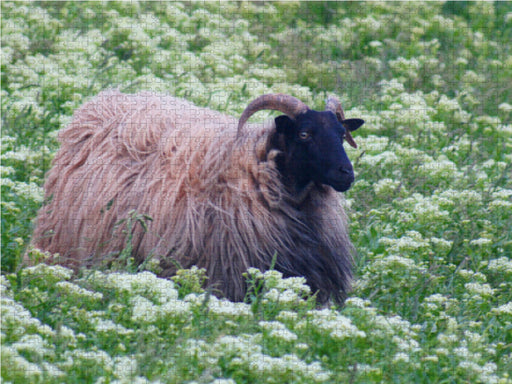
left=275, top=110, right=364, bottom=193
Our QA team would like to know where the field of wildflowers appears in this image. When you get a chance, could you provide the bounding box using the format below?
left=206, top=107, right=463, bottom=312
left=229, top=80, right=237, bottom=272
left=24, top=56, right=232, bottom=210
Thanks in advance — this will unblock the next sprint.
left=1, top=1, right=511, bottom=383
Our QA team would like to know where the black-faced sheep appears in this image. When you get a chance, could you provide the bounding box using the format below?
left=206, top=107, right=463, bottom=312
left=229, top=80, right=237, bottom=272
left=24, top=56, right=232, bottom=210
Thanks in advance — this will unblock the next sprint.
left=30, top=91, right=364, bottom=303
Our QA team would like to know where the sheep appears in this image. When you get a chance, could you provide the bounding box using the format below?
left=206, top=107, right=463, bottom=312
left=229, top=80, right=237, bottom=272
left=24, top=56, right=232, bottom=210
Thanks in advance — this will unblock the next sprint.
left=30, top=91, right=364, bottom=303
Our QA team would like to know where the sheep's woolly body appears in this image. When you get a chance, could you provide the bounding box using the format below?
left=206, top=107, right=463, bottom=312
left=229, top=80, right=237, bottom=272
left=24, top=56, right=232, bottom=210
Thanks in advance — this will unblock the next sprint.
left=32, top=90, right=353, bottom=302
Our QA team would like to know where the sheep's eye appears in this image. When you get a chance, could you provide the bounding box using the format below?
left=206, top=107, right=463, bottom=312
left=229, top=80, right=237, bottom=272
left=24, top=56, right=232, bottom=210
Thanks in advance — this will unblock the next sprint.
left=298, top=131, right=311, bottom=140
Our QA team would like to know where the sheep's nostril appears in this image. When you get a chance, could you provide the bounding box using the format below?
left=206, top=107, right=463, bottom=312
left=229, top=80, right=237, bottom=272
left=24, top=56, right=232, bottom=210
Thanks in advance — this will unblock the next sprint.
left=339, top=167, right=353, bottom=175
left=338, top=168, right=355, bottom=185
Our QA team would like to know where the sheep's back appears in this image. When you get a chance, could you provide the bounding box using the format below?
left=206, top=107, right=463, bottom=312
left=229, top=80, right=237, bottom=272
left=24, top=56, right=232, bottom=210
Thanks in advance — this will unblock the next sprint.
left=31, top=90, right=240, bottom=268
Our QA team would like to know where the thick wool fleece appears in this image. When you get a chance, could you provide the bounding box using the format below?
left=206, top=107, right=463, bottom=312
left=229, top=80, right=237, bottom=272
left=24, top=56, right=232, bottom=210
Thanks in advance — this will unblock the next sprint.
left=31, top=90, right=353, bottom=302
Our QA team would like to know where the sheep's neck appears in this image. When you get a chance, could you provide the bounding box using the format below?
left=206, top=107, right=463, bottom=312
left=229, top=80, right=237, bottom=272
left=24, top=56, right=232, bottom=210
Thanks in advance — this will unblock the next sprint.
left=279, top=161, right=315, bottom=205
left=289, top=181, right=315, bottom=205
left=269, top=132, right=314, bottom=205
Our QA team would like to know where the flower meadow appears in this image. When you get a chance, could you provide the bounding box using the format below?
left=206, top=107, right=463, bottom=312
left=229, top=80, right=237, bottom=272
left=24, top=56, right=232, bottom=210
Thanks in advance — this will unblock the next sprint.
left=1, top=1, right=512, bottom=383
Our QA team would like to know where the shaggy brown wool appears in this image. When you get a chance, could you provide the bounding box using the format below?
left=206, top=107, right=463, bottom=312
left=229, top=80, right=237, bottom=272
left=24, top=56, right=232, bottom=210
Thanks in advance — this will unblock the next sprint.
left=31, top=90, right=354, bottom=303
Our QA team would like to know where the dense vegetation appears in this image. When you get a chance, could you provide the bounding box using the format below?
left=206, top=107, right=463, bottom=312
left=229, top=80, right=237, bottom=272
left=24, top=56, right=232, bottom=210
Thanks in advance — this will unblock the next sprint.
left=2, top=1, right=511, bottom=383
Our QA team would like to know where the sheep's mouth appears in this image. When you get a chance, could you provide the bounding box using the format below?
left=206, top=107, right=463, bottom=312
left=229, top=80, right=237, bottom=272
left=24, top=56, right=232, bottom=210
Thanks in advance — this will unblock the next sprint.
left=324, top=171, right=354, bottom=192
left=328, top=180, right=353, bottom=192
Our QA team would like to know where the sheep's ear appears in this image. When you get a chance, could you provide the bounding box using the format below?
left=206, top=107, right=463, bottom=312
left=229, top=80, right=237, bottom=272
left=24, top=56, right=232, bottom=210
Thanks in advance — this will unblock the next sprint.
left=342, top=118, right=364, bottom=132
left=275, top=115, right=295, bottom=136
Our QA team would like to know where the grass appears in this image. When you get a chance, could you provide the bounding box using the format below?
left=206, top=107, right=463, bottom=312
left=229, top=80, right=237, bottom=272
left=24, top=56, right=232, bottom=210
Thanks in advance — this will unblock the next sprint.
left=1, top=1, right=512, bottom=383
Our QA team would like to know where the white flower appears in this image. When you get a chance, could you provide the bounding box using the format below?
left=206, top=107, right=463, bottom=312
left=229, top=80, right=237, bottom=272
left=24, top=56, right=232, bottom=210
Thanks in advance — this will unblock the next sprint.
left=308, top=309, right=366, bottom=340
left=131, top=295, right=158, bottom=323
left=417, top=158, right=460, bottom=180
left=379, top=79, right=405, bottom=96
left=464, top=330, right=485, bottom=346
left=263, top=288, right=303, bottom=305
left=259, top=321, right=298, bottom=342
left=1, top=275, right=11, bottom=297
left=345, top=297, right=372, bottom=308
left=276, top=310, right=298, bottom=323
left=392, top=352, right=410, bottom=363
left=389, top=57, right=420, bottom=80
left=489, top=199, right=512, bottom=211
left=430, top=237, right=452, bottom=253
left=210, top=379, right=236, bottom=384
left=376, top=253, right=419, bottom=267
left=373, top=178, right=400, bottom=197
left=90, top=271, right=178, bottom=304
left=2, top=346, right=43, bottom=378
left=492, top=302, right=512, bottom=316
left=22, top=263, right=73, bottom=281
left=454, top=346, right=471, bottom=359
left=182, top=339, right=210, bottom=360
left=422, top=355, right=439, bottom=363
left=64, top=349, right=113, bottom=372
left=1, top=297, right=44, bottom=333
left=95, top=319, right=134, bottom=336
left=422, top=294, right=458, bottom=312
left=216, top=335, right=261, bottom=357
left=160, top=299, right=191, bottom=319
left=12, top=334, right=52, bottom=358
left=113, top=356, right=138, bottom=380
left=393, top=335, right=420, bottom=353
left=360, top=151, right=399, bottom=167
left=359, top=135, right=389, bottom=152
left=246, top=353, right=330, bottom=382
left=207, top=296, right=251, bottom=318
left=486, top=257, right=512, bottom=275
left=498, top=102, right=512, bottom=113
left=438, top=95, right=461, bottom=112
left=458, top=360, right=482, bottom=374
left=56, top=281, right=103, bottom=301
left=469, top=238, right=492, bottom=247
left=437, top=333, right=458, bottom=345
left=465, top=282, right=495, bottom=298
left=42, top=362, right=65, bottom=378
left=480, top=362, right=499, bottom=384
left=412, top=199, right=449, bottom=224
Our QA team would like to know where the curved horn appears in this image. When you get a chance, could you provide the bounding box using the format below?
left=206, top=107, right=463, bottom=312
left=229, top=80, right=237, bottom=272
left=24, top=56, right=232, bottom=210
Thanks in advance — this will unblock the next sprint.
left=237, top=94, right=309, bottom=136
left=325, top=95, right=345, bottom=121
left=325, top=95, right=357, bottom=148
